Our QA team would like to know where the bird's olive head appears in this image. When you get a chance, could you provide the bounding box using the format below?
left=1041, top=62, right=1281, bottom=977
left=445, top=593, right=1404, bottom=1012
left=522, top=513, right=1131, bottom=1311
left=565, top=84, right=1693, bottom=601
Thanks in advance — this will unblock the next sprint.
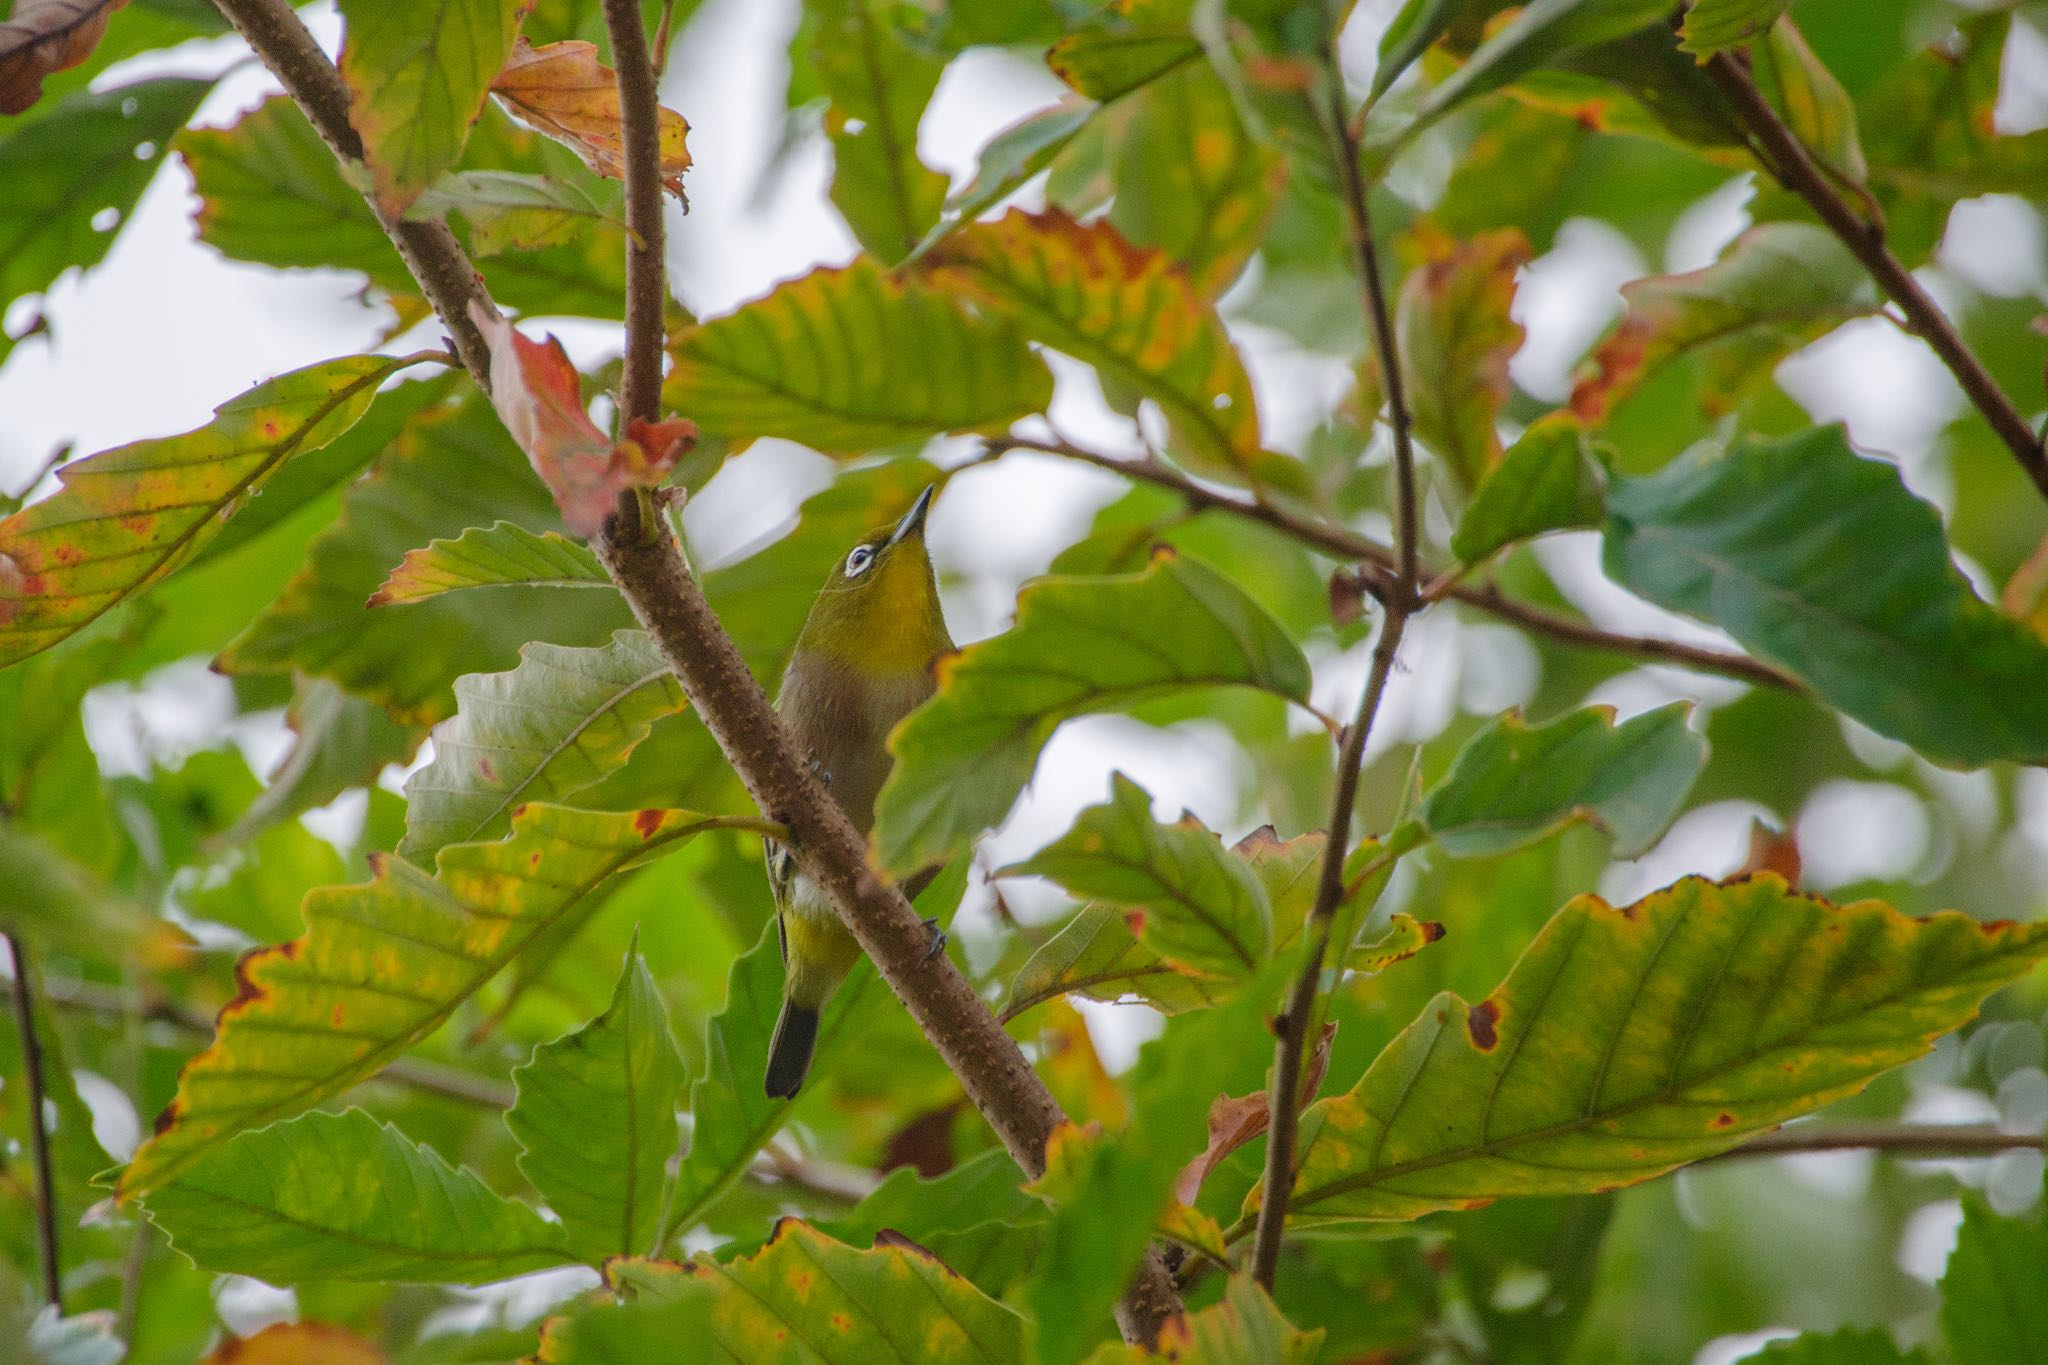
left=794, top=486, right=950, bottom=670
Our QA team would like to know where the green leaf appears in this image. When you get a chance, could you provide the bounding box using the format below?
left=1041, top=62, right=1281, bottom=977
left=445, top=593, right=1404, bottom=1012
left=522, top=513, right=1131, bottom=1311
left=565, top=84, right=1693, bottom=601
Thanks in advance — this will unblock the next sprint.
left=811, top=0, right=946, bottom=261
left=1451, top=418, right=1606, bottom=563
left=1396, top=229, right=1531, bottom=493
left=0, top=354, right=416, bottom=667
left=1373, top=0, right=1501, bottom=101
left=1677, top=0, right=1787, bottom=57
left=1753, top=17, right=1865, bottom=186
left=142, top=1108, right=571, bottom=1284
left=1082, top=1276, right=1324, bottom=1365
left=1047, top=27, right=1201, bottom=102
left=1107, top=63, right=1283, bottom=298
left=119, top=804, right=747, bottom=1197
left=507, top=946, right=687, bottom=1262
left=179, top=96, right=628, bottom=319
left=661, top=259, right=1053, bottom=457
left=1252, top=874, right=2048, bottom=1228
left=0, top=76, right=210, bottom=369
left=938, top=96, right=1096, bottom=236
left=1738, top=1330, right=1929, bottom=1364
left=1002, top=903, right=1236, bottom=1022
left=1001, top=773, right=1271, bottom=978
left=225, top=675, right=423, bottom=843
left=1940, top=1198, right=2048, bottom=1365
left=1421, top=703, right=1707, bottom=858
left=923, top=208, right=1301, bottom=494
left=1602, top=426, right=2048, bottom=766
left=1365, top=0, right=1670, bottom=161
left=336, top=0, right=523, bottom=213
left=369, top=519, right=611, bottom=606
left=406, top=169, right=626, bottom=255
left=218, top=395, right=634, bottom=725
left=399, top=631, right=686, bottom=860
left=817, top=1148, right=1046, bottom=1294
left=1573, top=223, right=1874, bottom=428
left=874, top=551, right=1312, bottom=874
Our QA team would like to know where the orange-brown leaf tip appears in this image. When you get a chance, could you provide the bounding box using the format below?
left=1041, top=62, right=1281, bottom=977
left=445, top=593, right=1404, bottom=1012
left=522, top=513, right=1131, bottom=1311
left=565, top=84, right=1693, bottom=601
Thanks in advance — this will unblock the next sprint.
left=1460, top=1198, right=1495, bottom=1211
left=1147, top=542, right=1178, bottom=566
left=633, top=808, right=664, bottom=839
left=1123, top=908, right=1146, bottom=936
left=1420, top=920, right=1447, bottom=943
left=1231, top=824, right=1281, bottom=855
left=766, top=1215, right=802, bottom=1247
left=151, top=1098, right=183, bottom=1137
left=365, top=850, right=386, bottom=876
left=873, top=1228, right=943, bottom=1264
left=512, top=803, right=529, bottom=822
left=1466, top=999, right=1501, bottom=1051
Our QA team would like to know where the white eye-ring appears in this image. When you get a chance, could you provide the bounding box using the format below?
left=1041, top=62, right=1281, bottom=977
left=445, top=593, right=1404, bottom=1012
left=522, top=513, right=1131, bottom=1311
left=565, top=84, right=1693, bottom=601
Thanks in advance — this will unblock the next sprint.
left=845, top=544, right=876, bottom=577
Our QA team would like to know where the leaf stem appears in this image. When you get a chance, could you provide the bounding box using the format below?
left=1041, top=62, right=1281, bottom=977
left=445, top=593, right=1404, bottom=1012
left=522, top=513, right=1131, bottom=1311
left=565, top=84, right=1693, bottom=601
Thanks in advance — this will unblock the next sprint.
left=982, top=434, right=1802, bottom=694
left=212, top=0, right=1183, bottom=1343
left=5, top=931, right=63, bottom=1312
left=1703, top=48, right=2048, bottom=501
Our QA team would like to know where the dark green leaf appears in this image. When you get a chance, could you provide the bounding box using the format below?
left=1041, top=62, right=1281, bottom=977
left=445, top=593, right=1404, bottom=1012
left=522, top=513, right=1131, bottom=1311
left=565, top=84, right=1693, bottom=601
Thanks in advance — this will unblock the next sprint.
left=1603, top=426, right=2048, bottom=765
left=1940, top=1197, right=2048, bottom=1365
left=1678, top=0, right=1788, bottom=57
left=1451, top=418, right=1606, bottom=563
left=811, top=0, right=947, bottom=261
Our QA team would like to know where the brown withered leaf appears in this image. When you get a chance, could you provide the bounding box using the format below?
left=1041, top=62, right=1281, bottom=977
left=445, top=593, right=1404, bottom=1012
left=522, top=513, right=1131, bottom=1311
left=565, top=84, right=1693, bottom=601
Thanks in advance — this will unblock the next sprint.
left=1738, top=819, right=1801, bottom=887
left=488, top=37, right=691, bottom=200
left=0, top=0, right=127, bottom=114
left=1170, top=1021, right=1336, bottom=1206
left=469, top=302, right=696, bottom=537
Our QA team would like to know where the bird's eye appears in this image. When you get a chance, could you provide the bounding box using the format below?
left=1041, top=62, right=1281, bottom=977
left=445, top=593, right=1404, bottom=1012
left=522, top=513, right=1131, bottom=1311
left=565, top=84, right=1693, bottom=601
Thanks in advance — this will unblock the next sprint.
left=845, top=544, right=876, bottom=577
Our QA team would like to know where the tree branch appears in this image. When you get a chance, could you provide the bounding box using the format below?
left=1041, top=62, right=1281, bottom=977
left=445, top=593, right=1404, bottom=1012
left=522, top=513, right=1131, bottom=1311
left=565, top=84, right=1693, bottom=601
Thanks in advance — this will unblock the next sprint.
left=1704, top=48, right=2048, bottom=501
left=210, top=0, right=497, bottom=384
left=1249, top=54, right=1429, bottom=1292
left=598, top=0, right=666, bottom=433
left=983, top=435, right=1802, bottom=694
left=5, top=932, right=62, bottom=1312
left=213, top=0, right=1182, bottom=1342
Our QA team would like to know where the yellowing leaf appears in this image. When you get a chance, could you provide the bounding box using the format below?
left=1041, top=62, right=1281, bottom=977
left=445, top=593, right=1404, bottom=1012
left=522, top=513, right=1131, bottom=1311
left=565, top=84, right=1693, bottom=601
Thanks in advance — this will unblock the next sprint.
left=662, top=259, right=1053, bottom=456
left=368, top=520, right=610, bottom=607
left=1047, top=27, right=1201, bottom=102
left=0, top=0, right=125, bottom=115
left=337, top=0, right=523, bottom=213
left=1171, top=1023, right=1335, bottom=1206
left=200, top=1322, right=389, bottom=1365
left=1753, top=16, right=1865, bottom=185
left=923, top=208, right=1300, bottom=493
left=1396, top=228, right=1530, bottom=493
left=0, top=354, right=419, bottom=667
left=1082, top=1276, right=1322, bottom=1364
left=1570, top=223, right=1872, bottom=424
left=1253, top=875, right=2048, bottom=1228
left=489, top=37, right=691, bottom=198
left=1000, top=903, right=1234, bottom=1023
left=470, top=303, right=697, bottom=536
left=120, top=804, right=751, bottom=1198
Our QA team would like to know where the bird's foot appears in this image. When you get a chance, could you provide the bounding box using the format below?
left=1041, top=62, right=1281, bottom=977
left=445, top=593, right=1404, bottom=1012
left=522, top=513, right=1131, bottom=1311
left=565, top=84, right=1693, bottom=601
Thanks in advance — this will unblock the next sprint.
left=920, top=916, right=948, bottom=963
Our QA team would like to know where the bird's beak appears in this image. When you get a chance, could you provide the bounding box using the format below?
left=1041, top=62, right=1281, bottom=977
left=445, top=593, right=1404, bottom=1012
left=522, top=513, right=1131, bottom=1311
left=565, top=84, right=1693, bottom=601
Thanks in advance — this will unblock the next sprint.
left=888, top=485, right=935, bottom=546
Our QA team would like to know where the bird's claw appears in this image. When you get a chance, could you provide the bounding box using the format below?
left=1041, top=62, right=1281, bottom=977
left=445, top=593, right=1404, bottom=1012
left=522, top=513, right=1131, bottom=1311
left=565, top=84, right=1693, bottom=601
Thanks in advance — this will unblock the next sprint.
left=920, top=916, right=947, bottom=963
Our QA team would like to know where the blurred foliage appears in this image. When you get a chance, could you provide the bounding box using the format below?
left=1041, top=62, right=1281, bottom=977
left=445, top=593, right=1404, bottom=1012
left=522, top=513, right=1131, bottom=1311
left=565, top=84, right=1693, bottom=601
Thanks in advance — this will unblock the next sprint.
left=3, top=0, right=2048, bottom=1361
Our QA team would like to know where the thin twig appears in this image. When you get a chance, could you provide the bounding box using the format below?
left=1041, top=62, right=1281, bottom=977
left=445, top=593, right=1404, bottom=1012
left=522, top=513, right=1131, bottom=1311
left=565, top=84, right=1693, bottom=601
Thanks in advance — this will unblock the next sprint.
left=983, top=435, right=1802, bottom=694
left=6, top=932, right=63, bottom=1312
left=1709, top=1124, right=2044, bottom=1162
left=1704, top=49, right=2048, bottom=501
left=1249, top=49, right=1430, bottom=1292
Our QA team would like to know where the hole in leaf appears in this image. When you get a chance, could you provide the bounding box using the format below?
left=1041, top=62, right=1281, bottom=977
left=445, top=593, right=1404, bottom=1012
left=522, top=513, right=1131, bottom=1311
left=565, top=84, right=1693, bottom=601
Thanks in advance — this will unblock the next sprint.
left=135, top=141, right=157, bottom=160
left=91, top=208, right=121, bottom=233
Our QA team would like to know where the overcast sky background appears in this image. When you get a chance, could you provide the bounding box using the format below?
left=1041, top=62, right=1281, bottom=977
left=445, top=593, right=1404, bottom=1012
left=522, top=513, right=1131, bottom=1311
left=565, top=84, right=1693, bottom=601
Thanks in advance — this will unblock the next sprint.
left=5, top=5, right=2048, bottom=1351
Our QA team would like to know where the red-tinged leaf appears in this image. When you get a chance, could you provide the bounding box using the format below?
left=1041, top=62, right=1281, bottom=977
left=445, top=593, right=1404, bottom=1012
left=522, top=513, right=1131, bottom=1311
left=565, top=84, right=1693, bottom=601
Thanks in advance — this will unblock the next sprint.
left=0, top=0, right=126, bottom=115
left=199, top=1321, right=387, bottom=1365
left=1395, top=227, right=1531, bottom=493
left=489, top=37, right=691, bottom=199
left=0, top=355, right=422, bottom=668
left=1170, top=1022, right=1335, bottom=1206
left=1738, top=818, right=1801, bottom=886
left=470, top=303, right=697, bottom=536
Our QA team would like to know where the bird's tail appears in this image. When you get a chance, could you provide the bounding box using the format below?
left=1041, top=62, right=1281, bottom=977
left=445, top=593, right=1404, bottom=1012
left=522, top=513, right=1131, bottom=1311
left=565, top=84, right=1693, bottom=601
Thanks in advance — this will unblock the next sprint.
left=764, top=999, right=819, bottom=1098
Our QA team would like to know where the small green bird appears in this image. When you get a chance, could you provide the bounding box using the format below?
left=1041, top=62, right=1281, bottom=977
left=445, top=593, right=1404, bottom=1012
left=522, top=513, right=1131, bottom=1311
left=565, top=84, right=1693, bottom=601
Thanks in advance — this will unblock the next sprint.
left=764, top=485, right=953, bottom=1098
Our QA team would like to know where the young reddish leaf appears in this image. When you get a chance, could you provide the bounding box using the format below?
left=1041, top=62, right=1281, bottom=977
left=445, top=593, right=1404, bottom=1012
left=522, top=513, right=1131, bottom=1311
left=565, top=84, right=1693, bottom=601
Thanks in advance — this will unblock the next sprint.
left=1395, top=227, right=1531, bottom=494
left=1171, top=1022, right=1335, bottom=1206
left=0, top=0, right=125, bottom=114
left=470, top=303, right=696, bottom=537
left=337, top=0, right=523, bottom=214
left=489, top=37, right=691, bottom=199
